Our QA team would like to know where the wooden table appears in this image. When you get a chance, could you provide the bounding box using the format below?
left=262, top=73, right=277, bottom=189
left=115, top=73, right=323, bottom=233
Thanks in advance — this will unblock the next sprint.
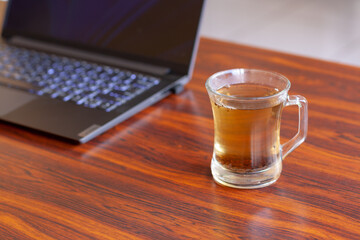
left=0, top=37, right=359, bottom=239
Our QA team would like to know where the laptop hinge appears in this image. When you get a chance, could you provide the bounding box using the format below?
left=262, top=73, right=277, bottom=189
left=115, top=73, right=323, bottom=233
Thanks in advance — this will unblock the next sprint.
left=8, top=36, right=171, bottom=76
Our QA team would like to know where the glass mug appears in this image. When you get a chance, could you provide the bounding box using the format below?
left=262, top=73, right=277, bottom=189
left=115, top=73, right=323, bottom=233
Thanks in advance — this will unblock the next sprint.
left=206, top=69, right=308, bottom=189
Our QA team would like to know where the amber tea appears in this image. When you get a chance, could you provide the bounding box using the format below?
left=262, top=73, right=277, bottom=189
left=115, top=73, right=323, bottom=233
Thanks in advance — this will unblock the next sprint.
left=211, top=83, right=283, bottom=172
left=206, top=69, right=308, bottom=189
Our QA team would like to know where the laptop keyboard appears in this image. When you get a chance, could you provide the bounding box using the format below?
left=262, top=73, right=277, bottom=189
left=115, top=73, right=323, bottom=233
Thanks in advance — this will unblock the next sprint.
left=0, top=44, right=161, bottom=112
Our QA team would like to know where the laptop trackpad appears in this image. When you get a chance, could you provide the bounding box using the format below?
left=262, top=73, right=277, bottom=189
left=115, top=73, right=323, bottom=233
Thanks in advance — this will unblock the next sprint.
left=0, top=86, right=37, bottom=116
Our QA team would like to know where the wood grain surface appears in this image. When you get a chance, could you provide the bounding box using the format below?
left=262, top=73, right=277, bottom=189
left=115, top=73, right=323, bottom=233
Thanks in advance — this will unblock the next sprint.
left=0, top=37, right=359, bottom=239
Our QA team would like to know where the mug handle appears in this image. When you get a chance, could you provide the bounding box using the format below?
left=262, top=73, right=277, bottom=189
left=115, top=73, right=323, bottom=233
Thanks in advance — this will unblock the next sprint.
left=281, top=95, right=308, bottom=159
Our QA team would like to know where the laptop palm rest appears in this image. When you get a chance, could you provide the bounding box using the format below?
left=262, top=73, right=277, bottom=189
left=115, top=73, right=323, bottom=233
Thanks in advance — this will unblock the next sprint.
left=1, top=86, right=110, bottom=141
left=0, top=86, right=36, bottom=115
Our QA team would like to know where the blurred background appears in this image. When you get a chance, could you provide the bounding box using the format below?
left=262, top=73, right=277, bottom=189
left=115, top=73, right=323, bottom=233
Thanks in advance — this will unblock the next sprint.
left=201, top=0, right=360, bottom=67
left=0, top=0, right=359, bottom=67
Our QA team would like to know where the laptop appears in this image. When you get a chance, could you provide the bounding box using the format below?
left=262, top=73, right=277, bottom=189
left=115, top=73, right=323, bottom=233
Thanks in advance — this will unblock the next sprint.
left=0, top=0, right=206, bottom=143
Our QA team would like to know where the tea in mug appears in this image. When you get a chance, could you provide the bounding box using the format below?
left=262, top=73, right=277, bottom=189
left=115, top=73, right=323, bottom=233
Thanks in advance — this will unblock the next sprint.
left=207, top=69, right=308, bottom=188
left=211, top=83, right=283, bottom=172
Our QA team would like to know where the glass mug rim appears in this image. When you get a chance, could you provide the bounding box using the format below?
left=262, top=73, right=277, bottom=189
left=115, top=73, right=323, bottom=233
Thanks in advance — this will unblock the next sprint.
left=205, top=68, right=291, bottom=101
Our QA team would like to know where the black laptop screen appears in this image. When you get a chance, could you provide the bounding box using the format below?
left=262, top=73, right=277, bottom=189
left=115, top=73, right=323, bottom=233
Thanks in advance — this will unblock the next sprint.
left=2, top=0, right=204, bottom=74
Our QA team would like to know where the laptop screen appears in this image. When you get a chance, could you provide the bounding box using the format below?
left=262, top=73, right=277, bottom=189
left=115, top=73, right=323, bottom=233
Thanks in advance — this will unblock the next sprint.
left=2, top=0, right=205, bottom=74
